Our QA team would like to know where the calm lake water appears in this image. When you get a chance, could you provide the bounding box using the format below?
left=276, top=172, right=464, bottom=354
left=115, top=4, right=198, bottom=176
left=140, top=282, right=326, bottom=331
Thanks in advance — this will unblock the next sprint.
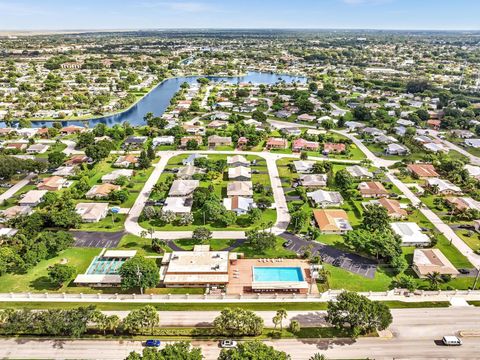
left=8, top=71, right=306, bottom=128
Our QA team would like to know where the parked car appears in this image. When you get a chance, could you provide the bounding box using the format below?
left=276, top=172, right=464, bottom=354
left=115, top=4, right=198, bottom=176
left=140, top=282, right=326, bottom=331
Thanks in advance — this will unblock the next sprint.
left=220, top=340, right=237, bottom=348
left=283, top=239, right=292, bottom=248
left=458, top=268, right=470, bottom=275
left=145, top=340, right=161, bottom=347
left=442, top=336, right=462, bottom=346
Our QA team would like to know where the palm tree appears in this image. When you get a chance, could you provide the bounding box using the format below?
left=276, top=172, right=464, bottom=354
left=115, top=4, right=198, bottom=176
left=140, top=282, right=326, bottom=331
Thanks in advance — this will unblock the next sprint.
left=272, top=314, right=282, bottom=330
left=426, top=271, right=443, bottom=290
left=309, top=354, right=327, bottom=360
left=275, top=309, right=288, bottom=331
left=105, top=315, right=120, bottom=335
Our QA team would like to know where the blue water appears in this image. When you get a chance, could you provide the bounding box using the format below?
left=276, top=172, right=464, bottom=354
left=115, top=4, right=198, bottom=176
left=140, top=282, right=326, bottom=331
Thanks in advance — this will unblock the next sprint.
left=253, top=267, right=304, bottom=282
left=6, top=71, right=306, bottom=128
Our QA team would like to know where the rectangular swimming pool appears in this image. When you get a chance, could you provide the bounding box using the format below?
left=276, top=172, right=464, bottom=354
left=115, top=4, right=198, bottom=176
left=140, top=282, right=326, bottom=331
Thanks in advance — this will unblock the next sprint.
left=253, top=267, right=304, bottom=282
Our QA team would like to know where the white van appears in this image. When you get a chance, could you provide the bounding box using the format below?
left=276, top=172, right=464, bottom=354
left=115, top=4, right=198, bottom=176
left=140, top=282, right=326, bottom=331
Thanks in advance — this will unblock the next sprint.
left=442, top=336, right=462, bottom=346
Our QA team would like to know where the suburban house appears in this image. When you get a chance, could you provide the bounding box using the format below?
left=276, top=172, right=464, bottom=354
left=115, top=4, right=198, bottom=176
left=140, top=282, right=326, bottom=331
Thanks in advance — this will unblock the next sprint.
left=60, top=125, right=85, bottom=135
left=124, top=136, right=147, bottom=149
left=227, top=155, right=250, bottom=167
left=228, top=166, right=251, bottom=181
left=323, top=143, right=346, bottom=154
left=177, top=165, right=204, bottom=180
left=297, top=113, right=316, bottom=122
left=163, top=197, right=193, bottom=214
left=426, top=178, right=463, bottom=195
left=37, top=176, right=67, bottom=191
left=385, top=143, right=410, bottom=155
left=223, top=196, right=255, bottom=215
left=293, top=160, right=315, bottom=173
left=1, top=205, right=32, bottom=220
left=281, top=127, right=302, bottom=136
left=237, top=137, right=249, bottom=149
left=168, top=180, right=200, bottom=197
left=208, top=135, right=232, bottom=148
left=407, top=163, right=439, bottom=178
left=465, top=139, right=480, bottom=148
left=18, top=190, right=48, bottom=206
left=180, top=136, right=203, bottom=148
left=313, top=209, right=352, bottom=234
left=265, top=137, right=288, bottom=150
left=26, top=143, right=49, bottom=154
left=299, top=174, right=327, bottom=188
left=391, top=222, right=431, bottom=246
left=412, top=249, right=459, bottom=278
left=52, top=166, right=76, bottom=177
left=85, top=184, right=120, bottom=199
left=445, top=197, right=480, bottom=213
left=75, top=202, right=109, bottom=223
left=465, top=164, right=480, bottom=180
left=65, top=154, right=90, bottom=166
left=207, top=120, right=228, bottom=129
left=101, top=169, right=134, bottom=183
left=358, top=181, right=389, bottom=198
left=227, top=181, right=253, bottom=197
left=346, top=165, right=373, bottom=179
left=152, top=136, right=175, bottom=147
left=5, top=143, right=27, bottom=151
left=114, top=155, right=138, bottom=168
left=182, top=153, right=207, bottom=166
left=292, top=138, right=319, bottom=152
left=307, top=190, right=344, bottom=207
left=365, top=198, right=407, bottom=219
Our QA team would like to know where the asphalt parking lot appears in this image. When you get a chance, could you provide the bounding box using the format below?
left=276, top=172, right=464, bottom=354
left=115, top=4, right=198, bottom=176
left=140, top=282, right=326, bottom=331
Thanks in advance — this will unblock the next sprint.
left=72, top=231, right=125, bottom=248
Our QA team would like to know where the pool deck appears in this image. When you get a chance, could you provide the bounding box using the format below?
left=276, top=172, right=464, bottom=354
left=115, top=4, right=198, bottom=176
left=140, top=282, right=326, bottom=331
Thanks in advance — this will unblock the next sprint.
left=226, top=258, right=318, bottom=295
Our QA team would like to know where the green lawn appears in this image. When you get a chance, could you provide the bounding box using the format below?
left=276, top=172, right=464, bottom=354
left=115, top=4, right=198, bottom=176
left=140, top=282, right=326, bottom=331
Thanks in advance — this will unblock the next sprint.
left=116, top=234, right=171, bottom=255
left=0, top=247, right=100, bottom=293
left=76, top=214, right=126, bottom=232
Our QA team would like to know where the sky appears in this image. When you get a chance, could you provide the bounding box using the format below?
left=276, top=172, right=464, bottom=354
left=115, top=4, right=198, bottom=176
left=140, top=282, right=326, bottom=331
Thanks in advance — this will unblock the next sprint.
left=0, top=0, right=479, bottom=31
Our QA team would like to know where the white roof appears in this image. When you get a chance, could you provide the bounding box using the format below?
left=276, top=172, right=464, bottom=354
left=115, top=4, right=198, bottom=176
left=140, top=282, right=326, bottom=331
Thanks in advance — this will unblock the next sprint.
left=163, top=197, right=192, bottom=213
left=19, top=190, right=48, bottom=205
left=166, top=250, right=229, bottom=274
left=101, top=169, right=134, bottom=182
left=465, top=164, right=480, bottom=177
left=74, top=274, right=121, bottom=284
left=228, top=166, right=251, bottom=179
left=391, top=222, right=431, bottom=245
left=426, top=178, right=462, bottom=193
left=346, top=165, right=373, bottom=178
left=307, top=190, right=343, bottom=205
left=103, top=250, right=137, bottom=258
left=52, top=166, right=76, bottom=177
left=227, top=155, right=249, bottom=165
left=293, top=160, right=315, bottom=173
left=223, top=196, right=254, bottom=211
left=169, top=180, right=200, bottom=196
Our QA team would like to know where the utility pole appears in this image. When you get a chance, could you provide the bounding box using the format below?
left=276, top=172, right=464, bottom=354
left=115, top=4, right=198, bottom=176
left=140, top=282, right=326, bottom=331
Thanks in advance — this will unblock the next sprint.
left=473, top=267, right=480, bottom=290
left=136, top=264, right=143, bottom=295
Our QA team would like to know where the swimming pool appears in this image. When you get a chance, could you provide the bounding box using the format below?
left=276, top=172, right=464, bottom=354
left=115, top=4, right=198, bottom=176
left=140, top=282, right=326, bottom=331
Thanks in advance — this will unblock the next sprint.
left=253, top=267, right=304, bottom=282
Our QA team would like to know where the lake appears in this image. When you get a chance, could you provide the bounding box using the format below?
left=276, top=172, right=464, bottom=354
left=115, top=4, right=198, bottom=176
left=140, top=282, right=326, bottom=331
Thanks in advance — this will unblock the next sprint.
left=8, top=71, right=306, bottom=128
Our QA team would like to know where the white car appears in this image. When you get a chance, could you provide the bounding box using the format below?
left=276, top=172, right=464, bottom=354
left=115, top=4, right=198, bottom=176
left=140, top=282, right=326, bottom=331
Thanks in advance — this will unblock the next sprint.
left=220, top=340, right=237, bottom=348
left=442, top=336, right=462, bottom=346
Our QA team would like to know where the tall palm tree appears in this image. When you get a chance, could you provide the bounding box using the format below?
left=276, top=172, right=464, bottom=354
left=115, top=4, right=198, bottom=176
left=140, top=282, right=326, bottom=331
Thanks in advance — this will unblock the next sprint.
left=426, top=271, right=443, bottom=290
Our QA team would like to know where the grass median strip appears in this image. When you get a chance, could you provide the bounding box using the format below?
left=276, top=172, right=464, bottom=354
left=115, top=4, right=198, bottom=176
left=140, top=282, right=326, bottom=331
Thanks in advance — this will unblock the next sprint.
left=0, top=300, right=450, bottom=311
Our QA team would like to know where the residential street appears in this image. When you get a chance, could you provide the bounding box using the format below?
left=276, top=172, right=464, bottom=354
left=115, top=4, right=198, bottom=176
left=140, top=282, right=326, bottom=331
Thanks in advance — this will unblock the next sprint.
left=0, top=173, right=35, bottom=203
left=1, top=307, right=480, bottom=359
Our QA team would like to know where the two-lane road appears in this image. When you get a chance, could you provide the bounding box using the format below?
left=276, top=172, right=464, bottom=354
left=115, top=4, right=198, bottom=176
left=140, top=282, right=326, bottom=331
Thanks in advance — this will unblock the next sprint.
left=2, top=307, right=480, bottom=359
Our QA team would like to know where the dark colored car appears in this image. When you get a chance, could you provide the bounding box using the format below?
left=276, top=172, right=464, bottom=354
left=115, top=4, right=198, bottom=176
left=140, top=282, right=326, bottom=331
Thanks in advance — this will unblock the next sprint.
left=145, top=340, right=161, bottom=347
left=458, top=268, right=470, bottom=275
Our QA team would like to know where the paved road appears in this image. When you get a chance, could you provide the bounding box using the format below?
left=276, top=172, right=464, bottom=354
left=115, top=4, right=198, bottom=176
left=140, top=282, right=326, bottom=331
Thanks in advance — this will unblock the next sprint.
left=424, top=130, right=480, bottom=166
left=2, top=307, right=480, bottom=359
left=280, top=233, right=377, bottom=278
left=0, top=173, right=35, bottom=203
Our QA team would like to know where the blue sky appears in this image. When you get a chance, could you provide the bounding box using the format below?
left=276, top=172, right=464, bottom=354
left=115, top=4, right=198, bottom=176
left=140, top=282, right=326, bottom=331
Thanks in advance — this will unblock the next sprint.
left=0, top=0, right=478, bottom=31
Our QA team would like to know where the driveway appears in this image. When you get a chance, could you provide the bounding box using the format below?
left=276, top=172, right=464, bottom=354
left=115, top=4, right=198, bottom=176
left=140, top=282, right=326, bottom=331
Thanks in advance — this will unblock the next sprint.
left=280, top=232, right=377, bottom=278
left=0, top=173, right=35, bottom=203
left=72, top=231, right=125, bottom=248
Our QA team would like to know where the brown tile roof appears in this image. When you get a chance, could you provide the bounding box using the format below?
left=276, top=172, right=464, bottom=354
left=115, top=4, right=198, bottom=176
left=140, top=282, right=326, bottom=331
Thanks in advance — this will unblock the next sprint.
left=378, top=198, right=407, bottom=217
left=407, top=164, right=439, bottom=178
left=358, top=181, right=388, bottom=196
left=313, top=209, right=348, bottom=232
